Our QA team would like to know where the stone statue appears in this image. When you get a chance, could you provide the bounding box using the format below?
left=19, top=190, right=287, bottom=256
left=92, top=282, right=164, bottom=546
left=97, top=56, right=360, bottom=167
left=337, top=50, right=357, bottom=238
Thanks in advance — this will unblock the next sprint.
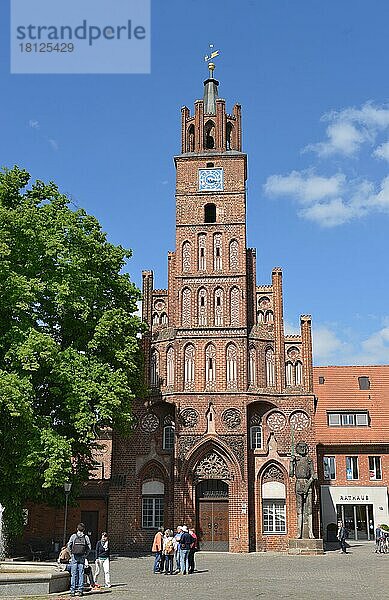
left=289, top=441, right=317, bottom=539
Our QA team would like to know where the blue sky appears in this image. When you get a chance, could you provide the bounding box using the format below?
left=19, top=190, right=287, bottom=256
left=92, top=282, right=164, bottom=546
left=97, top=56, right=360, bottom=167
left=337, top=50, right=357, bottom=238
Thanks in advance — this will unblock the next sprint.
left=1, top=0, right=389, bottom=366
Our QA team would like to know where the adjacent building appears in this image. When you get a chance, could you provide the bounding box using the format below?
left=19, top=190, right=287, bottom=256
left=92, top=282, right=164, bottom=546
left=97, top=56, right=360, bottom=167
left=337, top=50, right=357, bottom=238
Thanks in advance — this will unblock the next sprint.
left=314, top=366, right=389, bottom=542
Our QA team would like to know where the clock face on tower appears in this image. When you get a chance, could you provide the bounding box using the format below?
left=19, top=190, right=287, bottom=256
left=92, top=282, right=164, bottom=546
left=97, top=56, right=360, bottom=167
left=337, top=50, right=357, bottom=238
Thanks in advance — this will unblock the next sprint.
left=198, top=168, right=224, bottom=191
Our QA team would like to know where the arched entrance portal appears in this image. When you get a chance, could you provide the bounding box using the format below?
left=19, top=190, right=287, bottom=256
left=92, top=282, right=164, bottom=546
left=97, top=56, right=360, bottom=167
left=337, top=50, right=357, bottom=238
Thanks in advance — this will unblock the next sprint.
left=196, top=479, right=229, bottom=551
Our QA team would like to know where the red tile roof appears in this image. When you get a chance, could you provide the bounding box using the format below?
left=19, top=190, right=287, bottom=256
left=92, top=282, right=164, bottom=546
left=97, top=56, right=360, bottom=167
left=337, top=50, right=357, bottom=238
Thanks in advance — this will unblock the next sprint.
left=313, top=365, right=389, bottom=445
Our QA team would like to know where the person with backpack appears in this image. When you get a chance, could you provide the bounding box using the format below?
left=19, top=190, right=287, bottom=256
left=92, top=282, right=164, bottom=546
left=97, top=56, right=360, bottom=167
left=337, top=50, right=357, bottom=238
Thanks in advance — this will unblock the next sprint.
left=67, top=523, right=92, bottom=597
left=95, top=532, right=111, bottom=588
left=151, top=526, right=164, bottom=574
left=162, top=529, right=175, bottom=575
left=337, top=520, right=348, bottom=554
left=179, top=525, right=193, bottom=575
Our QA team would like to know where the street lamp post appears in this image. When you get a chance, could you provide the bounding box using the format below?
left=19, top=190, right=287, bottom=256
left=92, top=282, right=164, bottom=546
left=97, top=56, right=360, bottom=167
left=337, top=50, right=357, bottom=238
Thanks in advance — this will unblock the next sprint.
left=62, top=482, right=72, bottom=547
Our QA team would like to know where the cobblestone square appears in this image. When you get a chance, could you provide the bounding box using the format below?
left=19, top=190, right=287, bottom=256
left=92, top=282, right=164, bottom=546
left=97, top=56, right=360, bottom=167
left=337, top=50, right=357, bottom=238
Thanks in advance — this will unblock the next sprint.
left=69, top=543, right=388, bottom=600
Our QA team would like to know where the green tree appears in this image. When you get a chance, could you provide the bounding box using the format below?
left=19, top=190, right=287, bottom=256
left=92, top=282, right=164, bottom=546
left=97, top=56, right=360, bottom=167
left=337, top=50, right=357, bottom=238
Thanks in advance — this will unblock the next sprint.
left=0, top=166, right=144, bottom=535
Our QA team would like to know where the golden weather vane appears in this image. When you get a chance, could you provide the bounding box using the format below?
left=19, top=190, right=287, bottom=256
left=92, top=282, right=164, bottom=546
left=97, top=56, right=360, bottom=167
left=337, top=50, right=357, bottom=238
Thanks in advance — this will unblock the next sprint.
left=204, top=43, right=220, bottom=78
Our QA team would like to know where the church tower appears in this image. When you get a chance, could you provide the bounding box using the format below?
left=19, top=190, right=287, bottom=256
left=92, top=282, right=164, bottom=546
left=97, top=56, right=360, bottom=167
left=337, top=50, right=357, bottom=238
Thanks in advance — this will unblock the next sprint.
left=109, top=63, right=318, bottom=553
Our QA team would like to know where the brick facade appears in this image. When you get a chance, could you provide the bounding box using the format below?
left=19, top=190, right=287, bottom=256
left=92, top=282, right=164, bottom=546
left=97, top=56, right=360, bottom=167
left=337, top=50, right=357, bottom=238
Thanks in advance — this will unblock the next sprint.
left=23, top=75, right=389, bottom=555
left=108, top=73, right=318, bottom=553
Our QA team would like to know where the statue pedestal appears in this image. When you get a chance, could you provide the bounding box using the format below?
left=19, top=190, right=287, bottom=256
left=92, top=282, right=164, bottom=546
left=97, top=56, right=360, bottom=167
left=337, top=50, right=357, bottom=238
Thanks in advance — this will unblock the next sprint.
left=288, top=538, right=324, bottom=555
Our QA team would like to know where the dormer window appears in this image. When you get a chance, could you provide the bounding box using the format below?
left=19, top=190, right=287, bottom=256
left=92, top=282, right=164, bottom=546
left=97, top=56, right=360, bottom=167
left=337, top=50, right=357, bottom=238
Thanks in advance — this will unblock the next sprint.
left=358, top=376, right=370, bottom=390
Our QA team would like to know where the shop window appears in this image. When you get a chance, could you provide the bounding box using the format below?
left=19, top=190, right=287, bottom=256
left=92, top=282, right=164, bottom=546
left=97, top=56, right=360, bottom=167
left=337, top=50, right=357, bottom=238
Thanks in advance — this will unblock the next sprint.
left=369, top=456, right=382, bottom=480
left=163, top=425, right=175, bottom=451
left=250, top=425, right=262, bottom=450
left=142, top=481, right=164, bottom=528
left=323, top=456, right=336, bottom=480
left=358, top=376, right=370, bottom=390
left=346, top=456, right=359, bottom=480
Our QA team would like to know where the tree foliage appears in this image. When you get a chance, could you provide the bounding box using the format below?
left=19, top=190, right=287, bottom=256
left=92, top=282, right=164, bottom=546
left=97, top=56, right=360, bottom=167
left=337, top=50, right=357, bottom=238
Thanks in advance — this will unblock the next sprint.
left=0, top=166, right=144, bottom=534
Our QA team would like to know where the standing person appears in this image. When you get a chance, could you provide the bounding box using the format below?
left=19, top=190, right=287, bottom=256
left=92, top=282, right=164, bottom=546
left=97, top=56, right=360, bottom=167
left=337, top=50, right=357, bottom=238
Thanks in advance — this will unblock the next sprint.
left=151, top=526, right=164, bottom=574
left=173, top=526, right=183, bottom=574
left=67, top=523, right=91, bottom=597
left=163, top=529, right=175, bottom=575
left=95, top=532, right=111, bottom=588
left=179, top=525, right=193, bottom=575
left=375, top=524, right=382, bottom=553
left=337, top=520, right=348, bottom=554
left=188, top=528, right=198, bottom=574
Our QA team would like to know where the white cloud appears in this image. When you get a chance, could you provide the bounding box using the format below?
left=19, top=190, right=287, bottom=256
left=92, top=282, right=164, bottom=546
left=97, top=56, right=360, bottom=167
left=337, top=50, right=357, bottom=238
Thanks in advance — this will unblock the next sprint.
left=306, top=122, right=366, bottom=157
left=284, top=320, right=300, bottom=335
left=264, top=171, right=345, bottom=204
left=313, top=325, right=345, bottom=364
left=306, top=102, right=389, bottom=157
left=29, top=119, right=40, bottom=129
left=313, top=320, right=389, bottom=366
left=373, top=141, right=389, bottom=162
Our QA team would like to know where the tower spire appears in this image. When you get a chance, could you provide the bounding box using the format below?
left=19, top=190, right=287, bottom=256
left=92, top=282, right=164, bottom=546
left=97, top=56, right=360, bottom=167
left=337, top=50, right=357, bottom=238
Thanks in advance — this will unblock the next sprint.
left=203, top=44, right=220, bottom=115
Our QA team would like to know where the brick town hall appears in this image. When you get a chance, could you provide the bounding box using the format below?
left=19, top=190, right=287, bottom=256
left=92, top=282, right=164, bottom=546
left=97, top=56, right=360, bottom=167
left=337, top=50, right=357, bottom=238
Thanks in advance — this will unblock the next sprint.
left=108, top=64, right=320, bottom=554
left=24, top=66, right=389, bottom=556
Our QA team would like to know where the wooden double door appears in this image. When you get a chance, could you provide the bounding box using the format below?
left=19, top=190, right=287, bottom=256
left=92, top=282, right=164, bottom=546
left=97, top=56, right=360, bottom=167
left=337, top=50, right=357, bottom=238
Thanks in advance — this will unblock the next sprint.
left=198, top=499, right=229, bottom=551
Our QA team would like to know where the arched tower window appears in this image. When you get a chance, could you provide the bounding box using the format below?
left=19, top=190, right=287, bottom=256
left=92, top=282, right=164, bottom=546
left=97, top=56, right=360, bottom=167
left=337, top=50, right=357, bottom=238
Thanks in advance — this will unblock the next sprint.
left=229, top=239, right=239, bottom=270
left=285, top=361, right=293, bottom=386
left=295, top=361, right=303, bottom=386
left=204, top=203, right=216, bottom=223
left=226, top=122, right=233, bottom=150
left=204, top=120, right=215, bottom=149
left=257, top=310, right=264, bottom=324
left=184, top=344, right=195, bottom=389
left=182, top=241, right=192, bottom=273
left=226, top=343, right=238, bottom=389
left=265, top=348, right=275, bottom=387
left=166, top=346, right=175, bottom=386
left=205, top=343, right=216, bottom=387
left=249, top=346, right=257, bottom=386
left=152, top=313, right=159, bottom=325
left=214, top=287, right=224, bottom=326
left=213, top=233, right=222, bottom=270
left=187, top=124, right=195, bottom=152
left=198, top=234, right=206, bottom=271
left=230, top=286, right=240, bottom=326
left=265, top=310, right=274, bottom=323
left=198, top=287, right=207, bottom=326
left=181, top=287, right=192, bottom=326
left=150, top=349, right=159, bottom=387
left=160, top=312, right=168, bottom=325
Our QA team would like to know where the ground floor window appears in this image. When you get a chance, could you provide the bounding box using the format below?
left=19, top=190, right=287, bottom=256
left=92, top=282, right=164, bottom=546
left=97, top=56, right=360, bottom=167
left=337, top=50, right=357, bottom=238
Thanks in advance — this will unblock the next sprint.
left=263, top=500, right=286, bottom=534
left=142, top=497, right=164, bottom=528
left=336, top=503, right=374, bottom=541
